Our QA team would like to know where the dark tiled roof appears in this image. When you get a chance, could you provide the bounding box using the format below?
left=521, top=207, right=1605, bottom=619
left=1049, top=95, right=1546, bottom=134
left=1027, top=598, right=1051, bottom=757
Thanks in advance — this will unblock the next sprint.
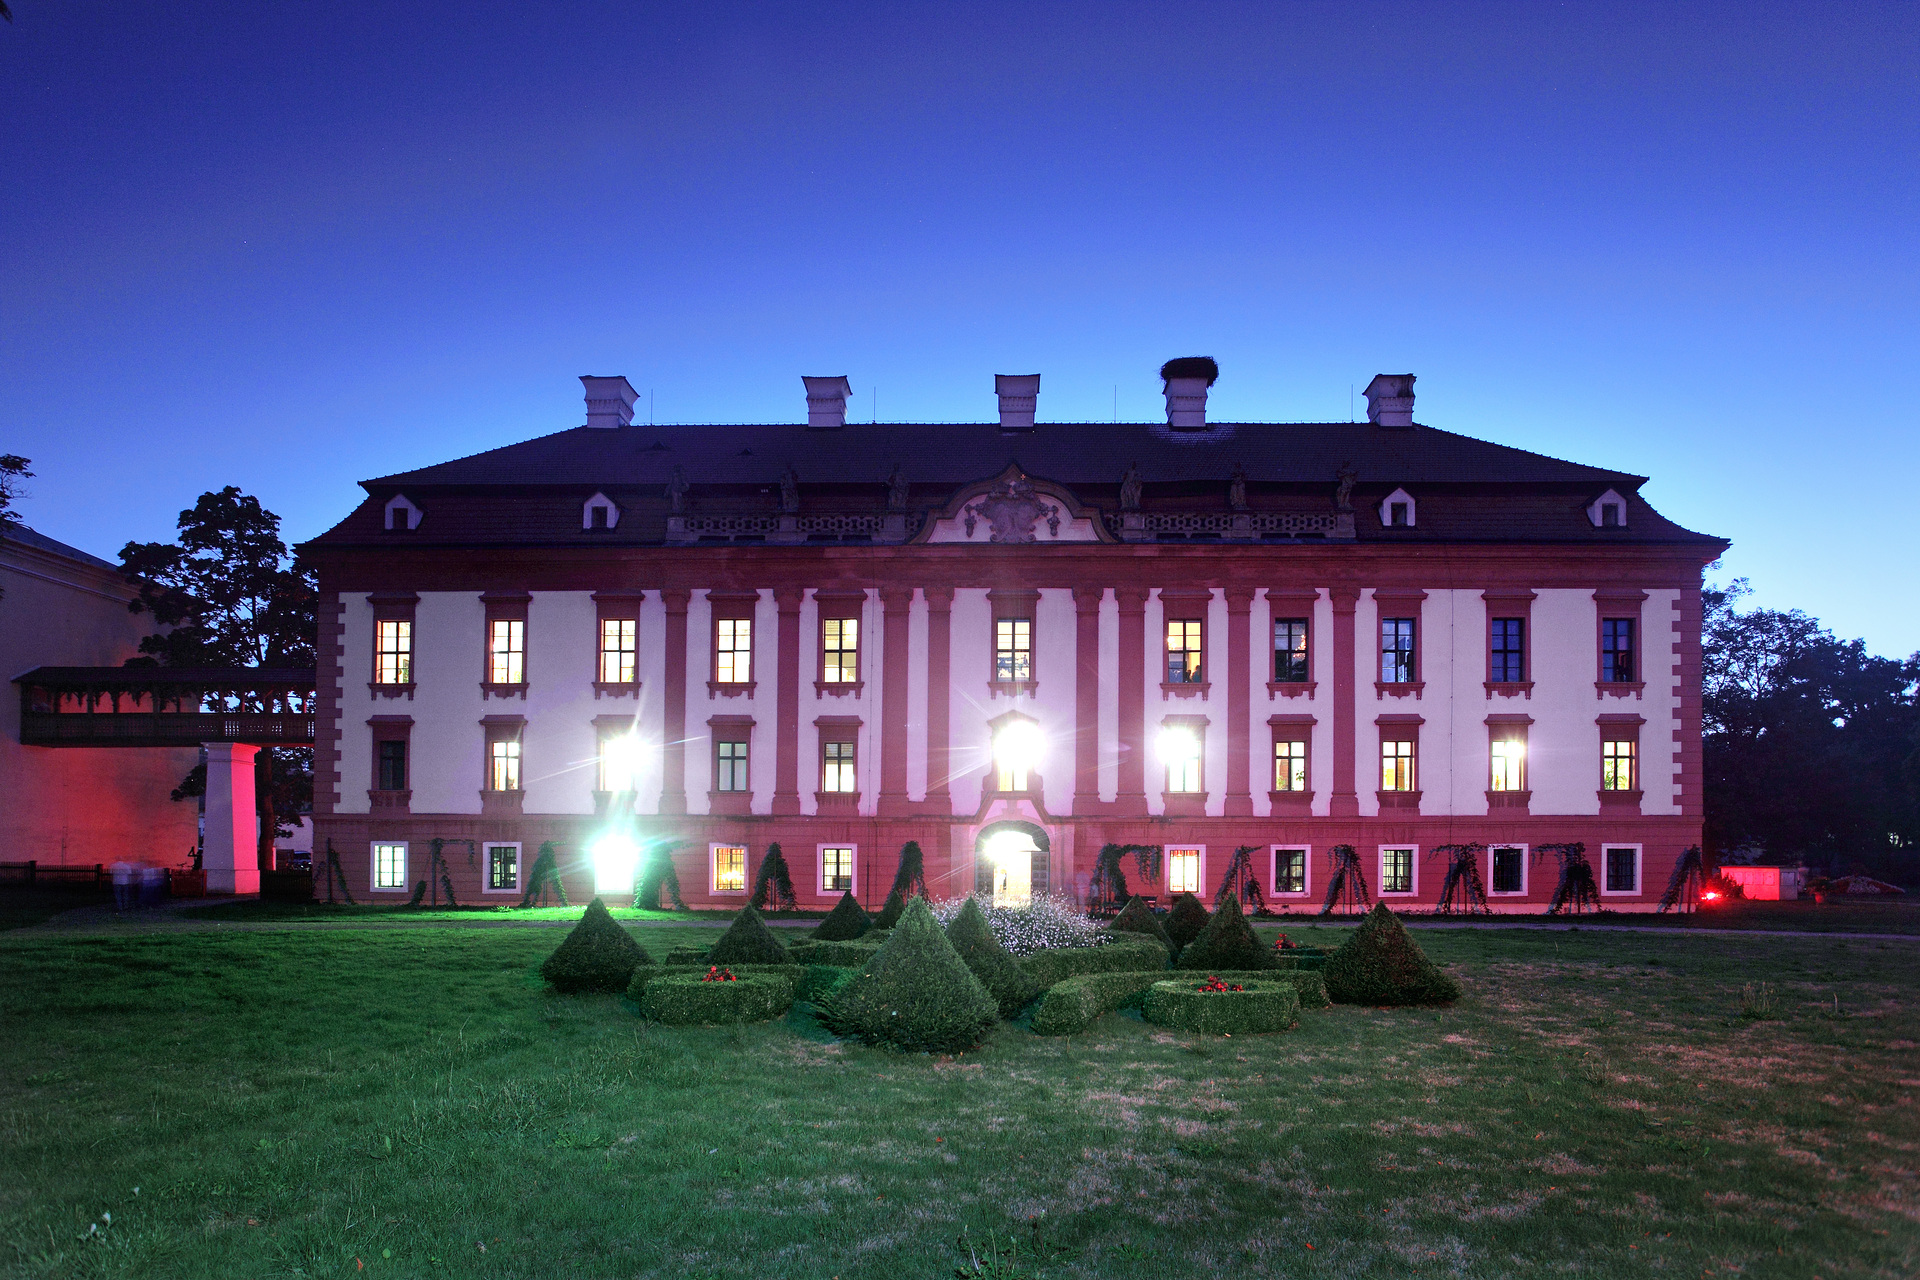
left=0, top=524, right=118, bottom=570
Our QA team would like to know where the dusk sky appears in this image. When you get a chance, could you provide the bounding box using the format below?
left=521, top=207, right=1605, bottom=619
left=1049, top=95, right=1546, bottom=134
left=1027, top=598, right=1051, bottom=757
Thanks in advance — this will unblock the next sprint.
left=4, top=1, right=1915, bottom=654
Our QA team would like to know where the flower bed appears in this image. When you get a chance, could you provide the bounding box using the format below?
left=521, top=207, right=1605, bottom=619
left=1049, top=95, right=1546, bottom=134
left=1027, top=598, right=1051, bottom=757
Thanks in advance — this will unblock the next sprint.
left=1031, top=967, right=1327, bottom=1036
left=1141, top=978, right=1301, bottom=1036
left=636, top=973, right=794, bottom=1025
left=930, top=894, right=1105, bottom=955
left=1015, top=934, right=1169, bottom=989
left=626, top=963, right=805, bottom=1005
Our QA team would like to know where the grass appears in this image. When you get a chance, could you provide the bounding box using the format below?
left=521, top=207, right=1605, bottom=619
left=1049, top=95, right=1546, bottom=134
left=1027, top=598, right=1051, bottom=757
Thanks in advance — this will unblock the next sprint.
left=1263, top=896, right=1920, bottom=935
left=170, top=901, right=828, bottom=925
left=0, top=893, right=107, bottom=933
left=1, top=921, right=1915, bottom=1278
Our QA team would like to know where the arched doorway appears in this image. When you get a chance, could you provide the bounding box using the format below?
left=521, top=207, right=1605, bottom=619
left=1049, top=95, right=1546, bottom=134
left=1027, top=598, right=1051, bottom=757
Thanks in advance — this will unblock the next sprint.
left=974, top=820, right=1050, bottom=906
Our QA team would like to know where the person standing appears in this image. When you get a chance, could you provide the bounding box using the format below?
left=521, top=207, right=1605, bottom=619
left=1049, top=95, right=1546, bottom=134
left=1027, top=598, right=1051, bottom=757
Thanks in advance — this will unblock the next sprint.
left=110, top=859, right=134, bottom=912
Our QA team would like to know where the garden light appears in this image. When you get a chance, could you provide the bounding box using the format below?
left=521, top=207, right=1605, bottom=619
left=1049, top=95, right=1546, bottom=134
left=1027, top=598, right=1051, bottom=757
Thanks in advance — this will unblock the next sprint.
left=590, top=831, right=640, bottom=894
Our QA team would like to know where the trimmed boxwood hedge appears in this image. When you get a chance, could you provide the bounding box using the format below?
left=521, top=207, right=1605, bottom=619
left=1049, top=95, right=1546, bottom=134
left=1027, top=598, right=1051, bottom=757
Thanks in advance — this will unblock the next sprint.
left=638, top=973, right=794, bottom=1025
left=626, top=963, right=805, bottom=1004
left=539, top=898, right=652, bottom=993
left=1173, top=893, right=1273, bottom=972
left=788, top=938, right=885, bottom=967
left=1016, top=934, right=1168, bottom=990
left=1031, top=967, right=1330, bottom=1035
left=945, top=898, right=1043, bottom=1018
left=664, top=945, right=708, bottom=965
left=706, top=903, right=794, bottom=965
left=813, top=891, right=873, bottom=941
left=1143, top=978, right=1301, bottom=1035
left=1164, top=893, right=1211, bottom=952
left=819, top=897, right=998, bottom=1053
left=1103, top=896, right=1175, bottom=956
left=798, top=964, right=858, bottom=1004
left=1323, top=902, right=1462, bottom=1006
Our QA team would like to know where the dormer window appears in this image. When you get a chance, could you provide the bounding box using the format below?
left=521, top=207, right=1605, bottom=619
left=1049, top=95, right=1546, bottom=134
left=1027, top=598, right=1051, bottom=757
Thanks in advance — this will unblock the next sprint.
left=582, top=492, right=620, bottom=531
left=1379, top=487, right=1416, bottom=528
left=383, top=494, right=422, bottom=531
left=1587, top=489, right=1628, bottom=529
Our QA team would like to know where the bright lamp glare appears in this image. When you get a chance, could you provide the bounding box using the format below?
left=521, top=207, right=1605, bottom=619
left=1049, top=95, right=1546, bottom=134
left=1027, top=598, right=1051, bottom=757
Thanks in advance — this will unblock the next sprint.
left=602, top=733, right=645, bottom=791
left=984, top=830, right=1030, bottom=866
left=993, top=720, right=1044, bottom=772
left=590, top=833, right=640, bottom=894
left=1157, top=727, right=1200, bottom=763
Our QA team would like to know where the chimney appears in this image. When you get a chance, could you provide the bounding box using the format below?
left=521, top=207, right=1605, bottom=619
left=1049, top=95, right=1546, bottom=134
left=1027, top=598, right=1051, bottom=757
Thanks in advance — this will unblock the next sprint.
left=1160, top=356, right=1219, bottom=429
left=1364, top=374, right=1416, bottom=428
left=580, top=375, right=638, bottom=429
left=802, top=375, right=852, bottom=429
left=995, top=374, right=1041, bottom=431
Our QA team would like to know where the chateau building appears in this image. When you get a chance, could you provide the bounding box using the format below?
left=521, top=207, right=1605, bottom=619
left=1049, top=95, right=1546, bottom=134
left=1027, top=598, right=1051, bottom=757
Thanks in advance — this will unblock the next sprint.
left=302, top=363, right=1726, bottom=912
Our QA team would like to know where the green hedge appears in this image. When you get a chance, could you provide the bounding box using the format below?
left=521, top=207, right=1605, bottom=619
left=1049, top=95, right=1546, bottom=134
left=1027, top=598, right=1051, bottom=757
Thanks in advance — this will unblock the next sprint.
left=788, top=938, right=884, bottom=967
left=1103, top=896, right=1175, bottom=956
left=1165, top=893, right=1211, bottom=952
left=664, top=945, right=708, bottom=966
left=813, top=891, right=873, bottom=941
left=945, top=897, right=1042, bottom=1018
left=1030, top=967, right=1328, bottom=1035
left=626, top=963, right=806, bottom=1005
left=706, top=903, right=794, bottom=965
left=799, top=964, right=858, bottom=1004
left=1016, top=935, right=1168, bottom=990
left=819, top=898, right=998, bottom=1053
left=1143, top=979, right=1301, bottom=1035
left=1323, top=902, right=1462, bottom=1006
left=638, top=973, right=794, bottom=1025
left=540, top=898, right=652, bottom=993
left=1173, top=893, right=1273, bottom=971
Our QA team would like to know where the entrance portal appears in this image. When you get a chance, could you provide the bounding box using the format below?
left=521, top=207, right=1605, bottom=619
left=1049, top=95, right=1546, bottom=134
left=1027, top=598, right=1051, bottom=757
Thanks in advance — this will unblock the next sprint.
left=974, top=821, right=1050, bottom=906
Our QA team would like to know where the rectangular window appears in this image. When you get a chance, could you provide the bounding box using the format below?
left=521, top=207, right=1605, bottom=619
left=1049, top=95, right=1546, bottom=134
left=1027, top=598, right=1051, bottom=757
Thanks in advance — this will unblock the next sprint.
left=1380, top=739, right=1416, bottom=791
left=1381, top=848, right=1414, bottom=894
left=1388, top=501, right=1410, bottom=527
left=997, top=758, right=1028, bottom=793
left=1381, top=618, right=1417, bottom=683
left=486, top=844, right=520, bottom=892
left=597, top=730, right=637, bottom=792
left=1601, top=618, right=1636, bottom=682
left=1165, top=619, right=1204, bottom=683
left=716, top=617, right=753, bottom=683
left=1273, top=618, right=1310, bottom=683
left=1273, top=847, right=1307, bottom=895
left=717, top=740, right=750, bottom=792
left=1490, top=618, right=1526, bottom=683
left=994, top=617, right=1032, bottom=682
left=822, top=740, right=856, bottom=793
left=820, top=845, right=855, bottom=894
left=599, top=618, right=637, bottom=684
left=1490, top=738, right=1525, bottom=792
left=488, top=738, right=521, bottom=792
left=1604, top=847, right=1640, bottom=893
left=1166, top=745, right=1202, bottom=794
left=1273, top=739, right=1307, bottom=792
left=1167, top=848, right=1202, bottom=895
left=488, top=619, right=525, bottom=685
left=1491, top=846, right=1524, bottom=894
left=712, top=845, right=747, bottom=894
left=1602, top=739, right=1637, bottom=791
left=377, top=739, right=408, bottom=791
left=822, top=617, right=859, bottom=683
left=375, top=620, right=412, bottom=685
left=372, top=841, right=408, bottom=891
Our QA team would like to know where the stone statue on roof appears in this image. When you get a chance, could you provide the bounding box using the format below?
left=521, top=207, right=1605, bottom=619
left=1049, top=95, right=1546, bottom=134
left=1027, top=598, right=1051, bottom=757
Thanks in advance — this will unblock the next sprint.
left=1229, top=463, right=1248, bottom=511
left=779, top=464, right=800, bottom=514
left=1119, top=460, right=1142, bottom=511
left=1335, top=461, right=1357, bottom=513
left=886, top=463, right=909, bottom=511
left=667, top=466, right=688, bottom=513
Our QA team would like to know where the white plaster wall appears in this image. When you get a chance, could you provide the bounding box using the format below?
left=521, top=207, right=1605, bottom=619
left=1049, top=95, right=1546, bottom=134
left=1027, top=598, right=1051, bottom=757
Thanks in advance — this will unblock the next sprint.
left=945, top=589, right=991, bottom=814
left=403, top=592, right=486, bottom=814
left=1526, top=588, right=1607, bottom=816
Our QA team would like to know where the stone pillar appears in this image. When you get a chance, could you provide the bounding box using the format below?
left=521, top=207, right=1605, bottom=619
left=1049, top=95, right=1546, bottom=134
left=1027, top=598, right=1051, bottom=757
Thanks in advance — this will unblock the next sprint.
left=923, top=586, right=954, bottom=808
left=772, top=587, right=805, bottom=814
left=877, top=586, right=914, bottom=816
left=659, top=589, right=691, bottom=815
left=1224, top=587, right=1255, bottom=816
left=1072, top=585, right=1104, bottom=812
left=1115, top=585, right=1149, bottom=807
left=1330, top=585, right=1362, bottom=818
left=203, top=742, right=261, bottom=894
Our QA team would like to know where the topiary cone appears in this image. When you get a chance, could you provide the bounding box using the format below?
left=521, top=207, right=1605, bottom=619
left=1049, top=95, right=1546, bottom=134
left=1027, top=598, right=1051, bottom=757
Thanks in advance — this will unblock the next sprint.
left=1174, top=891, right=1271, bottom=971
left=540, top=897, right=652, bottom=993
left=813, top=890, right=873, bottom=941
left=821, top=897, right=997, bottom=1053
left=1165, top=892, right=1211, bottom=953
left=1323, top=902, right=1462, bottom=1006
left=706, top=901, right=794, bottom=966
left=944, top=897, right=1042, bottom=1018
left=1105, top=896, right=1175, bottom=956
left=872, top=886, right=912, bottom=931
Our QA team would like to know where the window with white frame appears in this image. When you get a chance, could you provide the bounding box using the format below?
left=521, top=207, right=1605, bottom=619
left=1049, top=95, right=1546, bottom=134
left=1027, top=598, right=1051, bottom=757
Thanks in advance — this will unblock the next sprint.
left=1603, top=846, right=1641, bottom=894
left=375, top=620, right=412, bottom=685
left=1490, top=736, right=1526, bottom=792
left=1165, top=618, right=1204, bottom=683
left=822, top=617, right=859, bottom=683
left=820, top=845, right=855, bottom=895
left=1380, top=847, right=1415, bottom=894
left=1273, top=618, right=1310, bottom=682
left=488, top=738, right=522, bottom=791
left=716, top=617, right=753, bottom=683
left=716, top=739, right=749, bottom=792
left=485, top=843, right=521, bottom=893
left=1381, top=738, right=1416, bottom=792
left=372, top=841, right=408, bottom=891
left=994, top=617, right=1032, bottom=682
left=1601, top=618, right=1636, bottom=683
left=599, top=618, right=637, bottom=684
left=822, top=740, right=856, bottom=793
left=488, top=619, right=525, bottom=685
left=1490, top=845, right=1524, bottom=894
left=1272, top=846, right=1308, bottom=895
left=1274, top=739, right=1308, bottom=791
left=1380, top=617, right=1417, bottom=682
left=712, top=845, right=747, bottom=894
left=1167, top=847, right=1203, bottom=895
left=1602, top=739, right=1637, bottom=791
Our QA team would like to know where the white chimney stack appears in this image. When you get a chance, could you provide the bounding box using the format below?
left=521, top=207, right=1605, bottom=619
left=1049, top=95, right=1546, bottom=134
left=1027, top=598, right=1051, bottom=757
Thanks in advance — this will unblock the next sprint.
left=995, top=374, right=1041, bottom=430
left=803, top=375, right=852, bottom=429
left=580, top=375, right=638, bottom=429
left=1364, top=374, right=1416, bottom=428
left=1160, top=357, right=1219, bottom=429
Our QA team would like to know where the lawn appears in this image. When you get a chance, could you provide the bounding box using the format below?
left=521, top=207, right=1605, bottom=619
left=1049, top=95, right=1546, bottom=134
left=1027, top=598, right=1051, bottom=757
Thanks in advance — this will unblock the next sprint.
left=1, top=920, right=1915, bottom=1278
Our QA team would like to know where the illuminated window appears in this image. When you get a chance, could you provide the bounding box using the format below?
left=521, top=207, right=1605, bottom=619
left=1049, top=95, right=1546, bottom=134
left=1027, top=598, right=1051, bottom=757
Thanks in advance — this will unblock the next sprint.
left=1167, top=848, right=1202, bottom=895
left=1273, top=847, right=1307, bottom=895
left=1490, top=738, right=1525, bottom=792
left=1490, top=618, right=1525, bottom=683
left=1381, top=618, right=1416, bottom=683
left=1165, top=619, right=1204, bottom=683
left=377, top=740, right=407, bottom=792
left=822, top=617, right=859, bottom=683
left=1604, top=847, right=1639, bottom=893
left=1164, top=732, right=1202, bottom=794
left=1273, top=740, right=1307, bottom=792
left=1273, top=618, right=1309, bottom=682
left=716, top=740, right=749, bottom=792
left=716, top=618, right=753, bottom=683
left=1381, top=739, right=1416, bottom=791
left=372, top=841, right=408, bottom=890
left=1602, top=739, right=1637, bottom=791
left=488, top=738, right=521, bottom=792
left=599, top=618, right=637, bottom=684
left=997, top=759, right=1028, bottom=792
left=375, top=620, right=411, bottom=685
left=1602, top=619, right=1636, bottom=682
left=821, top=845, right=854, bottom=894
left=1381, top=848, right=1414, bottom=894
left=994, top=617, right=1032, bottom=682
left=486, top=844, right=520, bottom=892
left=597, top=729, right=639, bottom=792
left=1491, top=846, right=1523, bottom=894
left=488, top=619, right=525, bottom=685
left=712, top=845, right=747, bottom=893
left=822, top=740, right=856, bottom=793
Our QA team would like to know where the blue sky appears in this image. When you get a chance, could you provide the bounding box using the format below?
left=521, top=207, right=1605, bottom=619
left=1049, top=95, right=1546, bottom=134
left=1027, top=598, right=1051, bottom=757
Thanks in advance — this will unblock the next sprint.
left=3, top=1, right=1915, bottom=654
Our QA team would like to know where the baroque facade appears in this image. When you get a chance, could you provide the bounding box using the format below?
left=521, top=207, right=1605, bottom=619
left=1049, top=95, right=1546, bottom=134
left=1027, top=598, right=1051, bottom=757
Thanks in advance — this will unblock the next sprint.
left=303, top=364, right=1726, bottom=913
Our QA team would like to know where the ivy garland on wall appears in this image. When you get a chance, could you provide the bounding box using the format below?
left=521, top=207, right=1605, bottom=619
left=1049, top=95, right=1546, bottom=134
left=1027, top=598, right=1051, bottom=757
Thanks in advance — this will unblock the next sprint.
left=1319, top=844, right=1372, bottom=916
left=749, top=842, right=798, bottom=912
left=1088, top=844, right=1162, bottom=913
left=320, top=839, right=356, bottom=904
left=1429, top=843, right=1490, bottom=915
left=1536, top=842, right=1600, bottom=915
left=1658, top=845, right=1707, bottom=913
left=1213, top=845, right=1266, bottom=912
left=636, top=842, right=688, bottom=912
left=518, top=842, right=570, bottom=908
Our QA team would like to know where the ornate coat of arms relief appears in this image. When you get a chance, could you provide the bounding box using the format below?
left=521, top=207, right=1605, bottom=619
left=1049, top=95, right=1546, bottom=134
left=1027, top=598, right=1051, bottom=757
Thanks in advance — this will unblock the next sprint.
left=962, top=475, right=1061, bottom=543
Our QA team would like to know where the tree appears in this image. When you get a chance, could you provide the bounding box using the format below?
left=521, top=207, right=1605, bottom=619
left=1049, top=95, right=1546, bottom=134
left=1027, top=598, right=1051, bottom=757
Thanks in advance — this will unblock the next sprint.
left=0, top=453, right=29, bottom=527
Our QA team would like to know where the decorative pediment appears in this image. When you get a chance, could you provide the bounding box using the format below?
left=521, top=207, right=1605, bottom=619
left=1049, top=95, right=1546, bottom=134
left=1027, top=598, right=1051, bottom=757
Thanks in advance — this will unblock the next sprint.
left=919, top=464, right=1108, bottom=545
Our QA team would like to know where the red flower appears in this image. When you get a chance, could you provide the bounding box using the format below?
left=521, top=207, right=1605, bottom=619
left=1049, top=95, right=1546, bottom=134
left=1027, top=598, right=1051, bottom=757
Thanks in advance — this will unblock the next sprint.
left=702, top=965, right=738, bottom=983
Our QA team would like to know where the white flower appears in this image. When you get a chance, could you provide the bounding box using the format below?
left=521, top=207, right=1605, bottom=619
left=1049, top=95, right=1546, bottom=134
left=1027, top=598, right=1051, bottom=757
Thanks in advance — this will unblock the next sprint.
left=931, top=894, right=1106, bottom=955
